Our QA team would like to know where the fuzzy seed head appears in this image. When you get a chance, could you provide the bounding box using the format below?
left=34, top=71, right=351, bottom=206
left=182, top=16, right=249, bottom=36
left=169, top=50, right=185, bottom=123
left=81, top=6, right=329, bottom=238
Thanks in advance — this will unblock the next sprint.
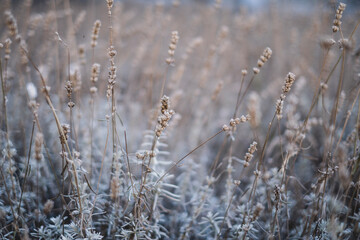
left=91, top=20, right=101, bottom=48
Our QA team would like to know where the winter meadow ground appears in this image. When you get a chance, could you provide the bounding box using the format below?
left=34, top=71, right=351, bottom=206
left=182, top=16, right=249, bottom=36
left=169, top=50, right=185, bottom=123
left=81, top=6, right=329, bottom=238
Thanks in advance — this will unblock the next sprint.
left=1, top=0, right=360, bottom=239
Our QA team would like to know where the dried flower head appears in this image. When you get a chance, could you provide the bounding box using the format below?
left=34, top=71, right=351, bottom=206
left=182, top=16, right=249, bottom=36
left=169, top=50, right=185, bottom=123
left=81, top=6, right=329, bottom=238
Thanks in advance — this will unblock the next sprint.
left=332, top=2, right=346, bottom=32
left=106, top=0, right=114, bottom=11
left=90, top=86, right=98, bottom=95
left=166, top=31, right=180, bottom=65
left=252, top=203, right=264, bottom=221
left=320, top=37, right=336, bottom=49
left=257, top=47, right=272, bottom=68
left=156, top=95, right=175, bottom=137
left=282, top=72, right=296, bottom=94
left=107, top=46, right=117, bottom=98
left=4, top=38, right=12, bottom=60
left=91, top=20, right=101, bottom=48
left=338, top=38, right=353, bottom=50
left=34, top=133, right=43, bottom=162
left=244, top=141, right=257, bottom=165
left=60, top=124, right=70, bottom=144
left=222, top=124, right=230, bottom=131
left=276, top=72, right=296, bottom=119
left=5, top=11, right=18, bottom=37
left=276, top=97, right=284, bottom=120
left=91, top=63, right=101, bottom=83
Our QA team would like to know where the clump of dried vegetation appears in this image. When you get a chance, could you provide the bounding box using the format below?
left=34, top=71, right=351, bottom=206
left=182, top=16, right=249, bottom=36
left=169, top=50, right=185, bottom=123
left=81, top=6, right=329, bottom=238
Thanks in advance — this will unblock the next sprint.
left=1, top=0, right=360, bottom=239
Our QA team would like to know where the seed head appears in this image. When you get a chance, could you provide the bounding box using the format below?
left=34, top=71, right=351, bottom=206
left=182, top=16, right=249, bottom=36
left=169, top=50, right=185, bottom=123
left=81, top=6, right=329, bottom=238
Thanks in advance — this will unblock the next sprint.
left=5, top=11, right=18, bottom=37
left=166, top=31, right=180, bottom=65
left=332, top=2, right=346, bottom=32
left=91, top=63, right=101, bottom=83
left=91, top=20, right=101, bottom=48
left=282, top=72, right=296, bottom=94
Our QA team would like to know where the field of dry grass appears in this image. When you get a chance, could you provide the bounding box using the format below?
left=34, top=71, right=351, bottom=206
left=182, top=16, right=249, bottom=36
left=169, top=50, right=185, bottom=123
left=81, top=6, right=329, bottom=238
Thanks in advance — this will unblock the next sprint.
left=1, top=0, right=360, bottom=239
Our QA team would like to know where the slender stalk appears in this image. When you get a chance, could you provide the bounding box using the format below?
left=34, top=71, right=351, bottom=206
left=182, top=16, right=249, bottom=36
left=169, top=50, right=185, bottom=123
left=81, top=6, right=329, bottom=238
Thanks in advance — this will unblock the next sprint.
left=17, top=121, right=35, bottom=216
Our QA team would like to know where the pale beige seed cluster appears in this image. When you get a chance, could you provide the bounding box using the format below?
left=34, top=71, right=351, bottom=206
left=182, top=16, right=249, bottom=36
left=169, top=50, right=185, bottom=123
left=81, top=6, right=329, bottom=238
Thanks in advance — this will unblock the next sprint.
left=222, top=114, right=250, bottom=131
left=65, top=80, right=73, bottom=100
left=136, top=150, right=156, bottom=160
left=5, top=11, right=18, bottom=37
left=70, top=69, right=81, bottom=93
left=332, top=2, right=346, bottom=33
left=244, top=141, right=257, bottom=167
left=319, top=37, right=336, bottom=50
left=107, top=46, right=117, bottom=98
left=106, top=0, right=114, bottom=12
left=91, top=63, right=100, bottom=83
left=257, top=47, right=272, bottom=68
left=78, top=45, right=85, bottom=65
left=253, top=47, right=272, bottom=74
left=166, top=31, right=180, bottom=65
left=60, top=124, right=70, bottom=144
left=90, top=63, right=100, bottom=94
left=155, top=95, right=175, bottom=137
left=110, top=162, right=121, bottom=201
left=34, top=133, right=44, bottom=162
left=251, top=203, right=264, bottom=221
left=91, top=20, right=101, bottom=48
left=241, top=69, right=248, bottom=76
left=214, top=0, right=222, bottom=9
left=276, top=72, right=296, bottom=120
left=281, top=72, right=296, bottom=94
left=4, top=38, right=11, bottom=60
left=275, top=98, right=284, bottom=120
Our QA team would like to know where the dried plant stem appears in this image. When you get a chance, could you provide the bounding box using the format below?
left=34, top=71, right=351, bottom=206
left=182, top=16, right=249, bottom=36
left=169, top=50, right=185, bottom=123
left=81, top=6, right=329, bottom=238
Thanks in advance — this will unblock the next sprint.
left=25, top=92, right=70, bottom=220
left=352, top=99, right=360, bottom=174
left=51, top=0, right=61, bottom=103
left=0, top=56, right=18, bottom=233
left=209, top=135, right=227, bottom=175
left=137, top=128, right=223, bottom=224
left=234, top=74, right=248, bottom=118
left=0, top=167, right=19, bottom=235
left=88, top=117, right=110, bottom=222
left=89, top=98, right=94, bottom=179
left=89, top=47, right=96, bottom=179
left=281, top=53, right=341, bottom=189
left=258, top=113, right=276, bottom=172
left=236, top=75, right=255, bottom=117
left=328, top=49, right=346, bottom=161
left=334, top=86, right=360, bottom=152
left=124, top=130, right=136, bottom=193
left=106, top=4, right=117, bottom=177
left=23, top=48, right=84, bottom=228
left=181, top=186, right=209, bottom=240
left=111, top=89, right=117, bottom=173
left=156, top=129, right=225, bottom=184
left=17, top=121, right=35, bottom=216
left=217, top=170, right=248, bottom=239
left=0, top=59, right=17, bottom=202
left=1, top=59, right=9, bottom=138
left=135, top=66, right=170, bottom=218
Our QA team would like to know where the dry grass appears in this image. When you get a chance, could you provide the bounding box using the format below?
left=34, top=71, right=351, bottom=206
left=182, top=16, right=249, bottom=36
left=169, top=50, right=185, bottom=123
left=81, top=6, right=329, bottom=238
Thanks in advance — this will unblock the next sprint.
left=1, top=0, right=360, bottom=239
